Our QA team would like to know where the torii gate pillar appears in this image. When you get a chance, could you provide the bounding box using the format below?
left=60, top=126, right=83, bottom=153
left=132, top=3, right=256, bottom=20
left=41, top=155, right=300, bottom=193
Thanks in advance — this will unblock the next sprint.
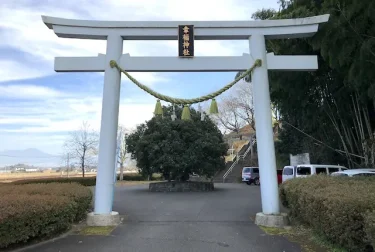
left=95, top=35, right=123, bottom=215
left=250, top=35, right=279, bottom=215
left=42, top=14, right=329, bottom=227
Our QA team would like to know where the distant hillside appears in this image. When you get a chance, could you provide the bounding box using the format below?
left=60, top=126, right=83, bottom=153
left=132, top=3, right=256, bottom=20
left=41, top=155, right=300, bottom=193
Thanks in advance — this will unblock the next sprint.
left=224, top=125, right=255, bottom=140
left=0, top=148, right=61, bottom=168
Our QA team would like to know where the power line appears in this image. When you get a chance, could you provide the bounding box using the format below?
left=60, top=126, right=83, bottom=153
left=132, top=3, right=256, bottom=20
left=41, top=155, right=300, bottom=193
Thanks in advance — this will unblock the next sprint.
left=281, top=120, right=365, bottom=160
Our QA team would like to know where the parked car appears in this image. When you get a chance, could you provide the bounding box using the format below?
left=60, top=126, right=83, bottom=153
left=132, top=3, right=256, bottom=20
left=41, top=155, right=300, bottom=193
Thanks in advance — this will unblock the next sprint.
left=242, top=167, right=282, bottom=186
left=331, top=169, right=375, bottom=177
left=282, top=164, right=348, bottom=182
left=277, top=169, right=282, bottom=184
left=242, top=167, right=259, bottom=185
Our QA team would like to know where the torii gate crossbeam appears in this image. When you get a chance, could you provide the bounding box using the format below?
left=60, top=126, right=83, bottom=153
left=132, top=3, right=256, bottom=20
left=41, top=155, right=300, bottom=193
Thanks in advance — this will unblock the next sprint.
left=42, top=14, right=329, bottom=227
left=55, top=53, right=318, bottom=72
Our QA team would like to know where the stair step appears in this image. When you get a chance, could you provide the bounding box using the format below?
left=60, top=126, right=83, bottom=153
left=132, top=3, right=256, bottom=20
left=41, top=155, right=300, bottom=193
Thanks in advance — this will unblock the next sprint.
left=212, top=139, right=258, bottom=183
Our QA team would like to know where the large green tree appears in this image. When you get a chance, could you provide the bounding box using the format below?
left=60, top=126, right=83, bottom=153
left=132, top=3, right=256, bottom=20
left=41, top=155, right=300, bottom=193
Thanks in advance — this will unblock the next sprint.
left=247, top=0, right=375, bottom=167
left=126, top=105, right=228, bottom=181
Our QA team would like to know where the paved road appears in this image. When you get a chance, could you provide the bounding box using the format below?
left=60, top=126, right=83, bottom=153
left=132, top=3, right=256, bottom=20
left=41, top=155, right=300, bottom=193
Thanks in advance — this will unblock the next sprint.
left=21, top=183, right=301, bottom=252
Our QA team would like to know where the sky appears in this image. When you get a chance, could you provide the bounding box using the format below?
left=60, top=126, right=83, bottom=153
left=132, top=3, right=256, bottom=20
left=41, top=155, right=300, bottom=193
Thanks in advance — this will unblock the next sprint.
left=0, top=0, right=280, bottom=160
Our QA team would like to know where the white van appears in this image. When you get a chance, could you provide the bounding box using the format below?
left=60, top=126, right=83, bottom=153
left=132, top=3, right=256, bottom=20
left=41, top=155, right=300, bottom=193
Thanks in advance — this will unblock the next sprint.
left=331, top=169, right=375, bottom=177
left=282, top=166, right=296, bottom=183
left=282, top=164, right=347, bottom=182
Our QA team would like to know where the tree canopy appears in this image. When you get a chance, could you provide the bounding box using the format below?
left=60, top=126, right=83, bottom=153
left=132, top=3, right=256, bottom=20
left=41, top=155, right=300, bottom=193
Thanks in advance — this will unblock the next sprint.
left=126, top=105, right=228, bottom=181
left=248, top=0, right=375, bottom=167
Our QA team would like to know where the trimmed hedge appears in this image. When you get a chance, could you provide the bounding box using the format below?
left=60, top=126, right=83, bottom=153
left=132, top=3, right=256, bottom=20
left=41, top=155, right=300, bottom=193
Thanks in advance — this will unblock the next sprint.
left=117, top=174, right=146, bottom=181
left=280, top=175, right=375, bottom=251
left=13, top=177, right=97, bottom=186
left=0, top=183, right=92, bottom=249
left=117, top=173, right=162, bottom=181
left=12, top=173, right=162, bottom=186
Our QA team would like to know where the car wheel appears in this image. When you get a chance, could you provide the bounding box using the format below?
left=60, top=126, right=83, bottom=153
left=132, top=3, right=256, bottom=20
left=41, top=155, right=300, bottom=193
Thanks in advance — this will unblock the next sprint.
left=254, top=178, right=260, bottom=186
left=246, top=181, right=251, bottom=185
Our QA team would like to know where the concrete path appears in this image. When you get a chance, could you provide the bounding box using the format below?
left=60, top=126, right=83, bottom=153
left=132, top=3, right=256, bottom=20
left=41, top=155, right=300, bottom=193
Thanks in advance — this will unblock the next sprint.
left=21, top=183, right=301, bottom=252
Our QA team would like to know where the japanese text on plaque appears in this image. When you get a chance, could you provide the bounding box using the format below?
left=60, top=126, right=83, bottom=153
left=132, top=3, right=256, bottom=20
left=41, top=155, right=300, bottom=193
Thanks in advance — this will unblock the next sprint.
left=178, top=25, right=194, bottom=57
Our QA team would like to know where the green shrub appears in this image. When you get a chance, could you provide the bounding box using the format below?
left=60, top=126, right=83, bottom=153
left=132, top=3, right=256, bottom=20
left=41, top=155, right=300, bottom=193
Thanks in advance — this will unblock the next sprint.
left=116, top=173, right=144, bottom=181
left=0, top=183, right=92, bottom=221
left=365, top=211, right=375, bottom=249
left=0, top=183, right=92, bottom=249
left=116, top=173, right=163, bottom=181
left=280, top=175, right=375, bottom=251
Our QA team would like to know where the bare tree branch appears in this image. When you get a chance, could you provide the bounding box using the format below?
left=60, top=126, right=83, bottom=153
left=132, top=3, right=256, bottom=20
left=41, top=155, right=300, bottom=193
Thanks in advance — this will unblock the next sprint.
left=64, top=121, right=99, bottom=177
left=215, top=81, right=255, bottom=138
left=117, top=125, right=131, bottom=180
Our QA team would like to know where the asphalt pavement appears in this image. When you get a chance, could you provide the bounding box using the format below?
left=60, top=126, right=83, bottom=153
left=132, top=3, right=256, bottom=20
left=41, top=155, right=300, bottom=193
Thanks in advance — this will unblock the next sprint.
left=20, top=183, right=301, bottom=252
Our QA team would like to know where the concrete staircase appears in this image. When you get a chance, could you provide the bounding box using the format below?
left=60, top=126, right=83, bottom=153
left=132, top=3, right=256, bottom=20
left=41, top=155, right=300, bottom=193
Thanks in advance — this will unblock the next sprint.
left=216, top=161, right=243, bottom=183
left=212, top=160, right=237, bottom=183
left=213, top=139, right=258, bottom=183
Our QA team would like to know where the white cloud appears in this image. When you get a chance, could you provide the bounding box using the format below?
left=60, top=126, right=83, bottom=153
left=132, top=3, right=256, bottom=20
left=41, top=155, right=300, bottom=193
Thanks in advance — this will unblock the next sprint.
left=0, top=84, right=156, bottom=135
left=117, top=71, right=174, bottom=87
left=0, top=0, right=280, bottom=159
left=0, top=0, right=278, bottom=82
left=118, top=103, right=155, bottom=130
left=0, top=118, right=50, bottom=125
left=0, top=60, right=52, bottom=82
left=0, top=84, right=63, bottom=99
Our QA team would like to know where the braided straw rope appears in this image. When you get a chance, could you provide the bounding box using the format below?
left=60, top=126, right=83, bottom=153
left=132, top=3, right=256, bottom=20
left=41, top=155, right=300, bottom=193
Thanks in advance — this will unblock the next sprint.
left=110, top=59, right=261, bottom=105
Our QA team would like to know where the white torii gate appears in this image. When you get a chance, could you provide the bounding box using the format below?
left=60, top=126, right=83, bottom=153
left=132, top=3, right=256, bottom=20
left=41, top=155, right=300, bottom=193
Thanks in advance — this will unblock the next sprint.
left=42, top=14, right=329, bottom=226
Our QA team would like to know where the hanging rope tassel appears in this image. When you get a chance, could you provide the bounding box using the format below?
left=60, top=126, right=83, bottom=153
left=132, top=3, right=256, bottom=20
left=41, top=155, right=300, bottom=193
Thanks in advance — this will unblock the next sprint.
left=209, top=99, right=219, bottom=114
left=181, top=105, right=191, bottom=120
left=154, top=99, right=163, bottom=116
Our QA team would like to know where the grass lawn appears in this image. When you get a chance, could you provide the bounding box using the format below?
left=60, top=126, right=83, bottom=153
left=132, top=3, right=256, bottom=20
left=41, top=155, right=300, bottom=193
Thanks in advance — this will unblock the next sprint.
left=259, top=225, right=348, bottom=252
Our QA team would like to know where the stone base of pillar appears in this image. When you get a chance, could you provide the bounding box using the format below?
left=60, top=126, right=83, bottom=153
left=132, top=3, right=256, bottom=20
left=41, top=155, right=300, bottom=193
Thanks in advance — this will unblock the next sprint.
left=86, top=211, right=120, bottom=226
left=255, top=212, right=289, bottom=228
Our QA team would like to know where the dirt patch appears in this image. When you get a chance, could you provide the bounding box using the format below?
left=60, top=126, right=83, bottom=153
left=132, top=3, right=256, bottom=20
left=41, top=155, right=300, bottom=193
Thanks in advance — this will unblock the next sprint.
left=0, top=172, right=96, bottom=183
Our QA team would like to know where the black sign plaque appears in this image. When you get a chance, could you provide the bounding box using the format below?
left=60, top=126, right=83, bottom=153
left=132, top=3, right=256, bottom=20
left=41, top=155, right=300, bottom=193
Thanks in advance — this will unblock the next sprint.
left=178, top=25, right=194, bottom=57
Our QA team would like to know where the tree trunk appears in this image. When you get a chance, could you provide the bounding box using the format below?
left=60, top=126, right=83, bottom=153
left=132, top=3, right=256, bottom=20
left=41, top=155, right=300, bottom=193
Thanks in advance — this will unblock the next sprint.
left=324, top=97, right=352, bottom=165
left=250, top=136, right=254, bottom=159
left=82, top=156, right=85, bottom=178
left=82, top=149, right=86, bottom=178
left=119, top=162, right=124, bottom=181
left=371, top=137, right=375, bottom=167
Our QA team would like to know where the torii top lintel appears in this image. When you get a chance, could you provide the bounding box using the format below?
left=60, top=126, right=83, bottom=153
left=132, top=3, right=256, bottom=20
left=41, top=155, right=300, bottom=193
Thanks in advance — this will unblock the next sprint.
left=42, top=15, right=329, bottom=40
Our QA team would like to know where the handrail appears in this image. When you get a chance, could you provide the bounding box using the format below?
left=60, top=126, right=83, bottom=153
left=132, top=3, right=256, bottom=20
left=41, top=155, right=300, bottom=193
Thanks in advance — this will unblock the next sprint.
left=243, top=138, right=255, bottom=157
left=223, top=158, right=239, bottom=182
left=223, top=138, right=256, bottom=182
